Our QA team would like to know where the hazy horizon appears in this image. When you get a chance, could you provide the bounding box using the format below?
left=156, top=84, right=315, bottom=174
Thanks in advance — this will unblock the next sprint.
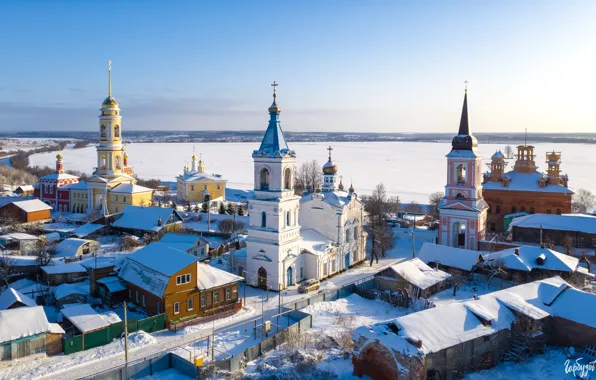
left=1, top=1, right=595, bottom=133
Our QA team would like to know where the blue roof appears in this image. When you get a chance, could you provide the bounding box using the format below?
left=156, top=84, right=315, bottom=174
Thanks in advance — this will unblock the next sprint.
left=127, top=242, right=198, bottom=276
left=112, top=206, right=183, bottom=232
left=253, top=109, right=294, bottom=158
left=160, top=233, right=201, bottom=245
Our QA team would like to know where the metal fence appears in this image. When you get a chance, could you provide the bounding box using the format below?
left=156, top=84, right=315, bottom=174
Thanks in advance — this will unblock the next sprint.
left=63, top=313, right=167, bottom=355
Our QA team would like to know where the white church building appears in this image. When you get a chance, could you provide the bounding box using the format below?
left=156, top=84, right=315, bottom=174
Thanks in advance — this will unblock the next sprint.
left=242, top=85, right=367, bottom=291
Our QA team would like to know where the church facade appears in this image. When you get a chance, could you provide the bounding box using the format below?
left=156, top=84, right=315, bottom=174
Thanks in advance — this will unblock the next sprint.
left=176, top=153, right=226, bottom=203
left=483, top=146, right=573, bottom=233
left=438, top=88, right=488, bottom=250
left=244, top=85, right=366, bottom=291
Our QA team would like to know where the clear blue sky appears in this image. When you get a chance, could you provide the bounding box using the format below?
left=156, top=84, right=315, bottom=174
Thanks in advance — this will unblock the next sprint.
left=0, top=1, right=594, bottom=133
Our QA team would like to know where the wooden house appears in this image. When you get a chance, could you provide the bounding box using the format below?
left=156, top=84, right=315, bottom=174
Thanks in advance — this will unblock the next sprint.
left=41, top=263, right=87, bottom=285
left=0, top=199, right=52, bottom=223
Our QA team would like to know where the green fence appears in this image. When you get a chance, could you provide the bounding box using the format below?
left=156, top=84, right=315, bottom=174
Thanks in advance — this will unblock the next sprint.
left=62, top=314, right=165, bottom=355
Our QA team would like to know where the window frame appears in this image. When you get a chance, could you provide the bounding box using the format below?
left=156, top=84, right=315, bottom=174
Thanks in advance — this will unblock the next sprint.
left=225, top=288, right=232, bottom=301
left=174, top=301, right=180, bottom=314
left=201, top=294, right=207, bottom=307
left=187, top=298, right=194, bottom=311
left=213, top=291, right=219, bottom=304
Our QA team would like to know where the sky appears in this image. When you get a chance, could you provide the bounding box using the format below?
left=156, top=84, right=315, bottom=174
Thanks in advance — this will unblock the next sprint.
left=0, top=0, right=595, bottom=133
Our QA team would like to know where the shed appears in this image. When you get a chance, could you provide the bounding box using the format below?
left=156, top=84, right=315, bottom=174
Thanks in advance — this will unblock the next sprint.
left=0, top=306, right=51, bottom=360
left=14, top=185, right=35, bottom=196
left=96, top=276, right=128, bottom=307
left=418, top=242, right=484, bottom=277
left=70, top=223, right=108, bottom=239
left=0, top=233, right=40, bottom=255
left=54, top=281, right=90, bottom=306
left=0, top=199, right=52, bottom=223
left=111, top=206, right=184, bottom=237
left=55, top=238, right=100, bottom=258
left=375, top=258, right=451, bottom=298
left=41, top=263, right=88, bottom=285
left=61, top=304, right=110, bottom=335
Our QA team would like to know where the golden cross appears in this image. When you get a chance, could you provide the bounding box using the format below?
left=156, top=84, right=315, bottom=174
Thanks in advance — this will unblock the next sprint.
left=327, top=145, right=333, bottom=160
left=464, top=80, right=469, bottom=92
left=108, top=60, right=112, bottom=97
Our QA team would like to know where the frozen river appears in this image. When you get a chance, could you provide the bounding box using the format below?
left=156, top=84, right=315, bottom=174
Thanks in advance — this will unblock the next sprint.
left=29, top=141, right=596, bottom=203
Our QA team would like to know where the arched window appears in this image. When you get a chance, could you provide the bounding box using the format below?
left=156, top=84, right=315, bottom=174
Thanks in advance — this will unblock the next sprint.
left=284, top=168, right=292, bottom=190
left=261, top=211, right=267, bottom=228
left=260, top=168, right=270, bottom=190
left=354, top=225, right=358, bottom=241
left=456, top=164, right=466, bottom=184
left=520, top=206, right=526, bottom=213
left=455, top=193, right=464, bottom=200
left=496, top=205, right=501, bottom=214
left=286, top=211, right=291, bottom=227
left=101, top=125, right=106, bottom=138
left=114, top=125, right=120, bottom=138
left=115, top=155, right=121, bottom=169
left=490, top=223, right=496, bottom=232
left=530, top=207, right=535, bottom=214
left=556, top=208, right=561, bottom=215
left=511, top=205, right=517, bottom=214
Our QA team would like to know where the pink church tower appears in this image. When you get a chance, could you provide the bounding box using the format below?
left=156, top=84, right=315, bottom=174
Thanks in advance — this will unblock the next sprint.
left=438, top=86, right=488, bottom=250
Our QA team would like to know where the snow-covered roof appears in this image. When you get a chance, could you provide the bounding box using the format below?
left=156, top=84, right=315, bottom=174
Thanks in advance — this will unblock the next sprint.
left=354, top=276, right=593, bottom=356
left=48, top=323, right=65, bottom=334
left=417, top=243, right=483, bottom=271
left=482, top=246, right=580, bottom=273
left=39, top=172, right=79, bottom=181
left=71, top=223, right=105, bottom=238
left=55, top=238, right=99, bottom=257
left=160, top=233, right=202, bottom=246
left=3, top=255, right=39, bottom=267
left=178, top=171, right=226, bottom=183
left=252, top=109, right=295, bottom=158
left=0, top=288, right=37, bottom=310
left=54, top=281, right=90, bottom=300
left=111, top=206, right=183, bottom=232
left=0, top=196, right=29, bottom=208
left=300, top=229, right=334, bottom=255
left=300, top=190, right=355, bottom=209
left=59, top=181, right=88, bottom=190
left=483, top=170, right=574, bottom=194
left=42, top=232, right=61, bottom=242
left=509, top=213, right=596, bottom=234
left=110, top=183, right=154, bottom=194
left=0, top=306, right=51, bottom=343
left=97, top=276, right=128, bottom=293
left=15, top=185, right=35, bottom=192
left=9, top=199, right=52, bottom=213
left=41, top=263, right=87, bottom=275
left=0, top=232, right=40, bottom=241
left=387, top=258, right=451, bottom=290
left=119, top=243, right=198, bottom=297
left=196, top=263, right=243, bottom=290
left=61, top=304, right=110, bottom=333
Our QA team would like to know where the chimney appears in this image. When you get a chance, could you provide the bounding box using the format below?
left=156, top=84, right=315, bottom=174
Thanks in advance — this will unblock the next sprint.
left=513, top=248, right=519, bottom=256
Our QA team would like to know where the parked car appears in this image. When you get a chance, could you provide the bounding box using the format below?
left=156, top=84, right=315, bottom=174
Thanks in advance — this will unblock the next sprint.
left=298, top=279, right=320, bottom=293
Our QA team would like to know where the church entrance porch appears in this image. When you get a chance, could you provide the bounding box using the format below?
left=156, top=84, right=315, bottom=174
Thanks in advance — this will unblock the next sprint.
left=453, top=222, right=466, bottom=248
left=258, top=267, right=268, bottom=290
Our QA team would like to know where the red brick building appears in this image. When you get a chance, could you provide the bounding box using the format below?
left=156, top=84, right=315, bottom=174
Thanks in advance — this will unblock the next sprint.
left=483, top=145, right=573, bottom=234
left=33, top=153, right=79, bottom=212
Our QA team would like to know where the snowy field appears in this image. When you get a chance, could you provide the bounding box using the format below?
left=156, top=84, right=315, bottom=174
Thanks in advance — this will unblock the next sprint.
left=28, top=141, right=596, bottom=203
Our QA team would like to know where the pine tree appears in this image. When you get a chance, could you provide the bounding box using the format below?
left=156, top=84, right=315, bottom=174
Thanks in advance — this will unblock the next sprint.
left=201, top=202, right=209, bottom=213
left=218, top=202, right=226, bottom=214
left=186, top=202, right=192, bottom=212
left=226, top=202, right=235, bottom=215
left=193, top=204, right=200, bottom=213
left=171, top=201, right=177, bottom=210
left=237, top=204, right=245, bottom=216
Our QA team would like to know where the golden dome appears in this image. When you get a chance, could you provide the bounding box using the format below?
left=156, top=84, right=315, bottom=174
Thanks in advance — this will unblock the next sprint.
left=192, top=154, right=197, bottom=162
left=349, top=183, right=355, bottom=193
left=268, top=103, right=281, bottom=113
left=123, top=152, right=128, bottom=159
left=322, top=160, right=338, bottom=175
left=56, top=152, right=63, bottom=161
left=102, top=96, right=119, bottom=108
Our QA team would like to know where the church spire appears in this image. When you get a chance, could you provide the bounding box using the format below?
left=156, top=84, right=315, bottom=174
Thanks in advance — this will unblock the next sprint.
left=254, top=82, right=293, bottom=158
left=451, top=81, right=478, bottom=152
left=108, top=60, right=112, bottom=97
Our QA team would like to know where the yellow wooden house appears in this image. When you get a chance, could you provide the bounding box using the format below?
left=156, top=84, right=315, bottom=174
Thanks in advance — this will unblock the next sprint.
left=176, top=154, right=226, bottom=203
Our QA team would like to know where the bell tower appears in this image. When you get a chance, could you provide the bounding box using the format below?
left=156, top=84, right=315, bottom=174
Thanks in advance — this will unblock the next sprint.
left=438, top=84, right=488, bottom=250
left=246, top=82, right=302, bottom=291
left=96, top=60, right=127, bottom=179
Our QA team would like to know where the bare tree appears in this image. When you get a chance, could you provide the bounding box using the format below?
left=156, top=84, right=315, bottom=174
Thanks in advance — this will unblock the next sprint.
left=294, top=160, right=322, bottom=195
left=404, top=201, right=424, bottom=214
left=572, top=189, right=596, bottom=214
left=363, top=183, right=396, bottom=266
left=503, top=145, right=514, bottom=159
left=428, top=192, right=444, bottom=219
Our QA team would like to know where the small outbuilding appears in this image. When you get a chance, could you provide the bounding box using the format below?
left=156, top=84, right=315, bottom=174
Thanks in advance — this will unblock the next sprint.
left=0, top=288, right=37, bottom=310
left=0, top=199, right=52, bottom=223
left=0, top=233, right=41, bottom=255
left=111, top=206, right=184, bottom=238
left=375, top=258, right=451, bottom=298
left=54, top=238, right=100, bottom=258
left=417, top=242, right=484, bottom=278
left=14, top=185, right=35, bottom=197
left=0, top=306, right=54, bottom=360
left=41, top=263, right=88, bottom=285
left=61, top=304, right=111, bottom=336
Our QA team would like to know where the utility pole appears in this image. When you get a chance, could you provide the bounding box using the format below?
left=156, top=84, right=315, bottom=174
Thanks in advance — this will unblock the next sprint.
left=540, top=223, right=543, bottom=246
left=411, top=229, right=415, bottom=259
left=123, top=301, right=129, bottom=365
left=207, top=201, right=211, bottom=231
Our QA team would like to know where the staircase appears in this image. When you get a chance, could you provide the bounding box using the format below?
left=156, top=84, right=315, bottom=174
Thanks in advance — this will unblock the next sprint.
left=503, top=333, right=546, bottom=362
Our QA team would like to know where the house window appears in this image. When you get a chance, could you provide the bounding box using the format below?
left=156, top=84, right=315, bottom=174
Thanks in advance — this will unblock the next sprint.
left=187, top=298, right=194, bottom=311
left=201, top=294, right=206, bottom=307
left=213, top=291, right=219, bottom=304
left=115, top=196, right=119, bottom=201
left=323, top=262, right=328, bottom=276
left=174, top=301, right=180, bottom=314
left=204, top=185, right=207, bottom=191
left=547, top=209, right=552, bottom=214
left=287, top=211, right=291, bottom=227
left=123, top=196, right=127, bottom=202
left=129, top=289, right=132, bottom=298
left=260, top=168, right=270, bottom=190
left=346, top=228, right=351, bottom=242
left=496, top=205, right=501, bottom=214
left=191, top=185, right=194, bottom=191
left=115, top=207, right=119, bottom=213
left=225, top=289, right=232, bottom=301
left=135, top=290, right=139, bottom=303
left=142, top=295, right=146, bottom=307
left=354, top=226, right=358, bottom=240
left=176, top=274, right=191, bottom=285
left=261, top=212, right=267, bottom=228
left=511, top=206, right=517, bottom=214
left=217, top=184, right=221, bottom=190
left=556, top=208, right=561, bottom=215
left=157, top=302, right=161, bottom=314
left=530, top=207, right=535, bottom=214
left=520, top=206, right=526, bottom=213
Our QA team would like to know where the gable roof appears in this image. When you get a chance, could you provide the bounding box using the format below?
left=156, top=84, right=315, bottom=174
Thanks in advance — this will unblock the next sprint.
left=0, top=306, right=51, bottom=343
left=482, top=246, right=580, bottom=273
left=160, top=233, right=202, bottom=246
left=387, top=258, right=451, bottom=290
left=110, top=183, right=154, bottom=194
left=71, top=223, right=106, bottom=238
left=111, top=206, right=183, bottom=232
left=41, top=263, right=87, bottom=275
left=509, top=213, right=596, bottom=234
left=10, top=199, right=53, bottom=213
left=418, top=243, right=483, bottom=271
left=0, top=288, right=36, bottom=310
left=483, top=171, right=574, bottom=194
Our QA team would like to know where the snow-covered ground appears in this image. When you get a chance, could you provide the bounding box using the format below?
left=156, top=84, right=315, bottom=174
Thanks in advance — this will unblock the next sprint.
left=28, top=141, right=596, bottom=204
left=0, top=138, right=75, bottom=152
